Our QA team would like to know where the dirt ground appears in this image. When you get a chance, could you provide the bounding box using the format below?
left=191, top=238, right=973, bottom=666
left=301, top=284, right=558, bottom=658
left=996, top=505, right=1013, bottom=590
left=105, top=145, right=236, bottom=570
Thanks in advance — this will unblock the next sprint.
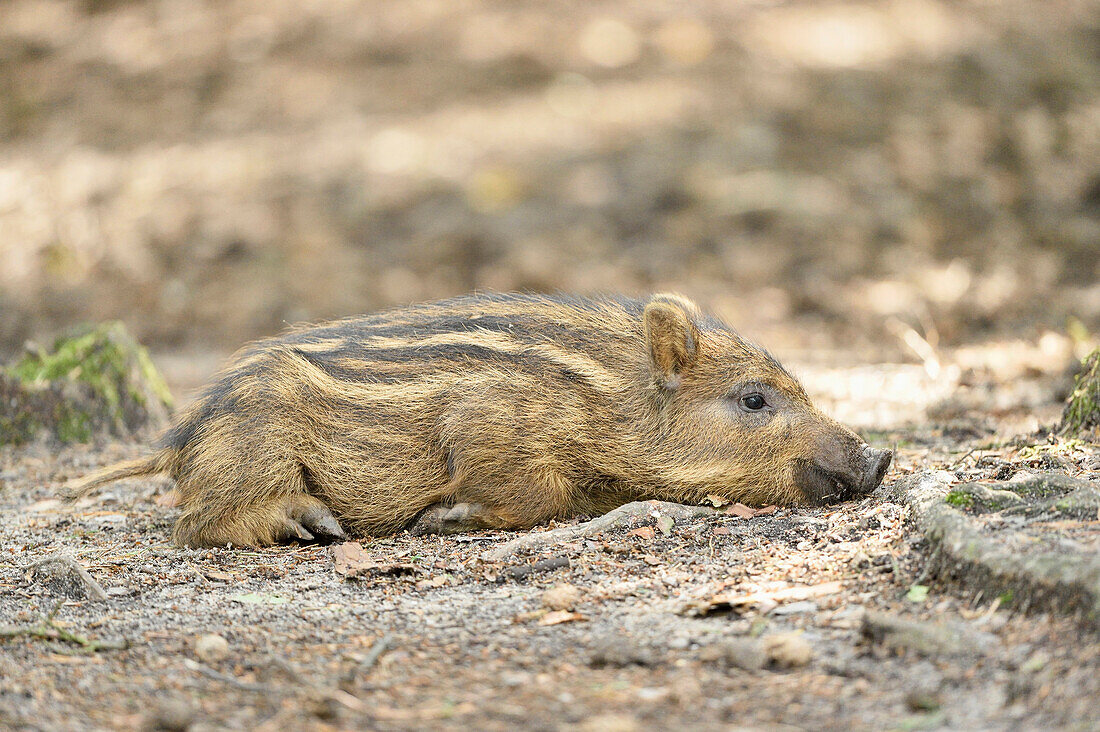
left=2, top=351, right=1099, bottom=732
left=2, top=0, right=1100, bottom=729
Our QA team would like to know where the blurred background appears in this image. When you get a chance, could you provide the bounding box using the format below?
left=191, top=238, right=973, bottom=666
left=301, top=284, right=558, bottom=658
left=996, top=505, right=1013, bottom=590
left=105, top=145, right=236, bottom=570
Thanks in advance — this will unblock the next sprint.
left=1, top=0, right=1097, bottom=427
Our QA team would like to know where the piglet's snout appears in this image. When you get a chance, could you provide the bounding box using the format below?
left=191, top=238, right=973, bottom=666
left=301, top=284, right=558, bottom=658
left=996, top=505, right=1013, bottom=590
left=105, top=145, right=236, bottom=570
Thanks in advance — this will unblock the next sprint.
left=860, top=446, right=893, bottom=494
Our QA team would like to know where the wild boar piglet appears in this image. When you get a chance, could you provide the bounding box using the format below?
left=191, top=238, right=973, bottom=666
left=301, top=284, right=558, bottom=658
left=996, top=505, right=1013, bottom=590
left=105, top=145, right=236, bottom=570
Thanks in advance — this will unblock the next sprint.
left=66, top=293, right=892, bottom=547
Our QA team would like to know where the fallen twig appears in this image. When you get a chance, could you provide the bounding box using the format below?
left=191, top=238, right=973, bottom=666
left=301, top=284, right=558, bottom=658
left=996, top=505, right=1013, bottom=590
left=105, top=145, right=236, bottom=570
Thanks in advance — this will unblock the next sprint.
left=0, top=600, right=128, bottom=652
left=182, top=658, right=271, bottom=693
left=361, top=632, right=393, bottom=673
left=949, top=448, right=977, bottom=469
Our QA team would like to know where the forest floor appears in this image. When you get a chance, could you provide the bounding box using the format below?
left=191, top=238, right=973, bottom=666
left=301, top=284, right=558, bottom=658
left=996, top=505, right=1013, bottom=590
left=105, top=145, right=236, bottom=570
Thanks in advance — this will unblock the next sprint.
left=0, top=1, right=1098, bottom=728
left=2, top=351, right=1098, bottom=732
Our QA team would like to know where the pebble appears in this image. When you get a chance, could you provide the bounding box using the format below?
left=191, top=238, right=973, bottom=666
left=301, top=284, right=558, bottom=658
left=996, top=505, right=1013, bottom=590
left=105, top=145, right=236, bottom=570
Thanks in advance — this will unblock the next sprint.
left=906, top=688, right=943, bottom=712
left=589, top=633, right=655, bottom=667
left=698, top=638, right=767, bottom=671
left=666, top=635, right=691, bottom=650
left=541, top=583, right=582, bottom=611
left=194, top=633, right=230, bottom=664
left=763, top=632, right=813, bottom=668
left=143, top=698, right=195, bottom=731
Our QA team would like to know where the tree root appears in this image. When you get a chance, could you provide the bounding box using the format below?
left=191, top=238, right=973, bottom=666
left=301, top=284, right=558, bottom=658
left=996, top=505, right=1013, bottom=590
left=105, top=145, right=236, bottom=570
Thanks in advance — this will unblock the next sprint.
left=888, top=471, right=1100, bottom=626
left=483, top=500, right=715, bottom=561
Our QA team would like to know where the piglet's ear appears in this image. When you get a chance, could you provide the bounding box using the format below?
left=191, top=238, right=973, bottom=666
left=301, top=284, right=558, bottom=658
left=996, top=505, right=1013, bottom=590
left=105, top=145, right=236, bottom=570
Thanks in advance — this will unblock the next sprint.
left=643, top=294, right=700, bottom=386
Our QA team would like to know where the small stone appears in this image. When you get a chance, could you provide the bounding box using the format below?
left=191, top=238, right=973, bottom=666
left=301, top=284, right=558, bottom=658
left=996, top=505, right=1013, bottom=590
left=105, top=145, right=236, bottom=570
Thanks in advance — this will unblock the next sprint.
left=698, top=638, right=767, bottom=671
left=666, top=635, right=691, bottom=650
left=763, top=632, right=812, bottom=668
left=500, top=671, right=532, bottom=687
left=194, top=633, right=230, bottom=664
left=541, top=583, right=582, bottom=611
left=589, top=633, right=655, bottom=667
left=27, top=555, right=108, bottom=602
left=579, top=714, right=637, bottom=732
left=905, top=688, right=943, bottom=712
left=143, top=698, right=195, bottom=731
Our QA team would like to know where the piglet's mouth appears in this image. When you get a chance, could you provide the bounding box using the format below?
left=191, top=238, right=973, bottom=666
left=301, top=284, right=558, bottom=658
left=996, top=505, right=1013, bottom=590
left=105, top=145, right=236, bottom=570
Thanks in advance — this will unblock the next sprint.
left=795, top=462, right=861, bottom=504
left=794, top=449, right=892, bottom=505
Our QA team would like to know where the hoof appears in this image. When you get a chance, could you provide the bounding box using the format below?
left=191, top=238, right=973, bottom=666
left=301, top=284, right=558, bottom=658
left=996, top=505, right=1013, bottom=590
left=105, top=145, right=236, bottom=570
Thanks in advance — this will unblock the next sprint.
left=410, top=502, right=505, bottom=535
left=280, top=496, right=347, bottom=544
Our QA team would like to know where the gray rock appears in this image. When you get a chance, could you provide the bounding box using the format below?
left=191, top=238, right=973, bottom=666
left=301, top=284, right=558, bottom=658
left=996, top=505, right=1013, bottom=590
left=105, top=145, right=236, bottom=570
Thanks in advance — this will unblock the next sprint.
left=142, top=697, right=195, bottom=731
left=26, top=555, right=108, bottom=602
left=589, top=633, right=656, bottom=667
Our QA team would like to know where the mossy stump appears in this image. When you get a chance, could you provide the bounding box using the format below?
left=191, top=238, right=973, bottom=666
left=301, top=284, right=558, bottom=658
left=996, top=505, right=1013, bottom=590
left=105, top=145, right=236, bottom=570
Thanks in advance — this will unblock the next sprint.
left=0, top=322, right=172, bottom=445
left=1060, top=347, right=1100, bottom=439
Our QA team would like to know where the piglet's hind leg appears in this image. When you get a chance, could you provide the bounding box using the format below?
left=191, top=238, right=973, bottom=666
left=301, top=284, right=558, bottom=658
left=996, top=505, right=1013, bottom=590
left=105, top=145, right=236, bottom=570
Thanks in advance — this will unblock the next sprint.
left=409, top=502, right=514, bottom=535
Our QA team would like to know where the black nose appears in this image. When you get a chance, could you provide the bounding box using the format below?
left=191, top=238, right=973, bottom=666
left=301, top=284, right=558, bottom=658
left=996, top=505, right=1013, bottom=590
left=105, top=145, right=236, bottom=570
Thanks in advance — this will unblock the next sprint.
left=861, top=447, right=893, bottom=493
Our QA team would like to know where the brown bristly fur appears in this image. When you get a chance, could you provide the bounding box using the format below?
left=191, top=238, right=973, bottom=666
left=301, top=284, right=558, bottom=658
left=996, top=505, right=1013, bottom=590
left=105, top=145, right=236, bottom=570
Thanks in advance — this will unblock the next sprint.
left=67, top=292, right=878, bottom=547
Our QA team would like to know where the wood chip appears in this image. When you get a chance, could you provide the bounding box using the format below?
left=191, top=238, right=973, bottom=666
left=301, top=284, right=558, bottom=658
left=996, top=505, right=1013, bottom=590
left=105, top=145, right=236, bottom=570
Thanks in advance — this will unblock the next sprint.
left=538, top=610, right=585, bottom=626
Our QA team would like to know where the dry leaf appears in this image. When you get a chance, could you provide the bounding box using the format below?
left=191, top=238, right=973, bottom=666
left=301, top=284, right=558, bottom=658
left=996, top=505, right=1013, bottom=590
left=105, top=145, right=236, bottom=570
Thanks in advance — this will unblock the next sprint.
left=725, top=503, right=756, bottom=518
left=416, top=575, right=449, bottom=590
left=686, top=581, right=844, bottom=616
left=538, top=610, right=585, bottom=626
left=656, top=515, right=675, bottom=535
left=704, top=494, right=730, bottom=508
left=333, top=542, right=418, bottom=578
left=723, top=503, right=778, bottom=518
left=627, top=526, right=656, bottom=540
left=642, top=554, right=661, bottom=566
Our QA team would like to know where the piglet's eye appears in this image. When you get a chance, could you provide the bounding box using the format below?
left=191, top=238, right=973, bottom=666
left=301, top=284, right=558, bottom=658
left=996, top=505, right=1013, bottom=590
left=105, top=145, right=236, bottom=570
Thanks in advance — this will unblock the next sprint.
left=740, top=393, right=767, bottom=411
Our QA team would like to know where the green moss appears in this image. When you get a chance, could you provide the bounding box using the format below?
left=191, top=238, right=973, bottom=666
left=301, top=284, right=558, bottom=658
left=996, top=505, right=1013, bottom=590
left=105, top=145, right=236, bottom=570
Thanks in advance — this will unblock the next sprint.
left=944, top=490, right=975, bottom=508
left=1, top=322, right=172, bottom=445
left=12, top=323, right=172, bottom=431
left=1061, top=347, right=1100, bottom=437
left=55, top=408, right=92, bottom=443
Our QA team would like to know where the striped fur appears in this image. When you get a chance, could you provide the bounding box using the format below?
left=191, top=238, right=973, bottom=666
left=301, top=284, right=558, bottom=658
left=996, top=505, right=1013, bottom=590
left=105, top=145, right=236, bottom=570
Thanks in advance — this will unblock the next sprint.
left=65, top=292, right=877, bottom=547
